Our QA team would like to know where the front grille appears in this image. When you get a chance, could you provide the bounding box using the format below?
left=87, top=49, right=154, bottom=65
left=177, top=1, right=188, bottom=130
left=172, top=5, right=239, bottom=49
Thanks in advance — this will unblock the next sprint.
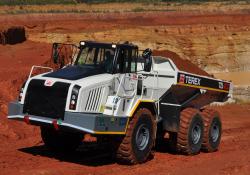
left=85, top=86, right=104, bottom=112
left=23, top=79, right=70, bottom=120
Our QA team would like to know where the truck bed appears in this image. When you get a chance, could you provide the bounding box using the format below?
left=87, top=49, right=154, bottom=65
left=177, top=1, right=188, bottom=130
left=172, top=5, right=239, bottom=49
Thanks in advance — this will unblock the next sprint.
left=153, top=50, right=210, bottom=76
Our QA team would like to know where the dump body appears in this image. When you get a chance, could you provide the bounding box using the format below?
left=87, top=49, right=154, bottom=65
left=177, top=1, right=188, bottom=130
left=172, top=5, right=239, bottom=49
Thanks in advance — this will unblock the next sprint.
left=136, top=56, right=232, bottom=132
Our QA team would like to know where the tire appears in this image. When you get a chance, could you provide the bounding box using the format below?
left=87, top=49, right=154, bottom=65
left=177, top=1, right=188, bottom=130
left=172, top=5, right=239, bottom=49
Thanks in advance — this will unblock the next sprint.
left=116, top=108, right=156, bottom=164
left=177, top=108, right=204, bottom=155
left=201, top=108, right=222, bottom=152
left=40, top=126, right=83, bottom=153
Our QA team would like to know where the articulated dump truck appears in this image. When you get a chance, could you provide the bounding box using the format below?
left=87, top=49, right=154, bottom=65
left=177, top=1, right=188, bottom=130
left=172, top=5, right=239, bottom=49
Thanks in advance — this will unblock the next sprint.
left=8, top=41, right=233, bottom=164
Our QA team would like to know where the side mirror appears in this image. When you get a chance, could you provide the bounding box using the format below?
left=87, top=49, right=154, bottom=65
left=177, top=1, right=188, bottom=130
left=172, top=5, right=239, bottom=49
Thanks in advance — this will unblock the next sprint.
left=142, top=48, right=152, bottom=72
left=52, top=43, right=59, bottom=64
left=144, top=57, right=152, bottom=72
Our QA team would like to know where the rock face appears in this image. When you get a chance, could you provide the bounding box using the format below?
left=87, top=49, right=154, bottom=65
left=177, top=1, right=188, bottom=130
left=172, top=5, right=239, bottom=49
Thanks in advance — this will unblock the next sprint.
left=167, top=30, right=250, bottom=74
left=0, top=26, right=26, bottom=45
left=233, top=86, right=250, bottom=102
left=3, top=12, right=249, bottom=100
left=30, top=24, right=250, bottom=75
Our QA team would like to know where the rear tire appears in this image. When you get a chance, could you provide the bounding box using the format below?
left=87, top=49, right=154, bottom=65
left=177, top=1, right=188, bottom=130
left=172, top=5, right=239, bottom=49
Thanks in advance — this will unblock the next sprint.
left=201, top=108, right=222, bottom=152
left=40, top=126, right=83, bottom=153
left=177, top=108, right=204, bottom=155
left=116, top=108, right=156, bottom=164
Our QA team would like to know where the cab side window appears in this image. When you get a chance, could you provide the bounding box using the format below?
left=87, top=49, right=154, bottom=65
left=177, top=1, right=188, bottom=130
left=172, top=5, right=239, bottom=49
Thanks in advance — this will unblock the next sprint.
left=116, top=48, right=137, bottom=73
left=131, top=49, right=137, bottom=73
left=123, top=49, right=130, bottom=73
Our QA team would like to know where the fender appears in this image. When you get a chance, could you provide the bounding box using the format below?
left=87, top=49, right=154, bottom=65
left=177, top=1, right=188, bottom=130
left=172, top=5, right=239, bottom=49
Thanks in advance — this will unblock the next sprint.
left=128, top=99, right=157, bottom=117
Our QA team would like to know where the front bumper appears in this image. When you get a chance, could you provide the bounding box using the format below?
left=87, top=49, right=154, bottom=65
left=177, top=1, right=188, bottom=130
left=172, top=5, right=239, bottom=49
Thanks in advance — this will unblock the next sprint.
left=8, top=101, right=128, bottom=135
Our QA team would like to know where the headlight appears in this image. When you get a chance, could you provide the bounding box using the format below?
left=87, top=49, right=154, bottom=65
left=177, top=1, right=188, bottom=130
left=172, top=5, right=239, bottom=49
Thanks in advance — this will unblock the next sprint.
left=69, top=85, right=81, bottom=110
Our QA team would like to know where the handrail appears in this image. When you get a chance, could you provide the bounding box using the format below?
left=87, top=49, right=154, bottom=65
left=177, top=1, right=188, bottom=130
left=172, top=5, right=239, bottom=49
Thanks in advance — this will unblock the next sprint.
left=28, top=65, right=53, bottom=79
left=115, top=74, right=140, bottom=99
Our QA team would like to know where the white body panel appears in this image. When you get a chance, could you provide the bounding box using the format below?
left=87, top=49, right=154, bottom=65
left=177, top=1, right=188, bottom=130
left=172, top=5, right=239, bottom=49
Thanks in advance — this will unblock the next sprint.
left=19, top=55, right=232, bottom=120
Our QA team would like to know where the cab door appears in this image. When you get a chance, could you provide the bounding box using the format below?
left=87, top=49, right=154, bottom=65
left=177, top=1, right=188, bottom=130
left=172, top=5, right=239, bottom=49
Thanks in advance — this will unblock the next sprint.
left=115, top=47, right=138, bottom=98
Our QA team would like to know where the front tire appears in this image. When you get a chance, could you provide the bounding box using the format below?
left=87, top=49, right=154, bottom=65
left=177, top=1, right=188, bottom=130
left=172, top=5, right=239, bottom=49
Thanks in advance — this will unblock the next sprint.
left=177, top=108, right=204, bottom=155
left=116, top=108, right=156, bottom=164
left=41, top=126, right=83, bottom=153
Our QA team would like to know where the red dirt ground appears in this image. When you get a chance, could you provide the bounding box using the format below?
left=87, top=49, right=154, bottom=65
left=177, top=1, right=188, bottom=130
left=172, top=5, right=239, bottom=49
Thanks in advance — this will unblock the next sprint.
left=0, top=11, right=250, bottom=175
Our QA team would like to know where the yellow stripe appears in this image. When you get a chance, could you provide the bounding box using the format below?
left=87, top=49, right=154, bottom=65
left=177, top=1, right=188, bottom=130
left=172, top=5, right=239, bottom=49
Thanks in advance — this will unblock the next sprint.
left=128, top=99, right=155, bottom=117
left=94, top=131, right=125, bottom=135
left=94, top=100, right=154, bottom=135
left=94, top=119, right=130, bottom=135
left=177, top=83, right=229, bottom=93
left=128, top=100, right=140, bottom=117
left=124, top=118, right=130, bottom=133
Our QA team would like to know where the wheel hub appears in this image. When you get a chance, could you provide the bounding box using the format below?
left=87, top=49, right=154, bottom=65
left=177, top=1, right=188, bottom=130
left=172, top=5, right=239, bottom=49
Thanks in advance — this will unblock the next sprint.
left=191, top=124, right=201, bottom=144
left=211, top=121, right=219, bottom=142
left=135, top=124, right=150, bottom=151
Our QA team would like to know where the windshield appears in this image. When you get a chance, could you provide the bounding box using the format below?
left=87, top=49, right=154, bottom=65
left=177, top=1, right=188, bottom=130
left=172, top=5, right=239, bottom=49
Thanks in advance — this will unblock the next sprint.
left=75, top=46, right=115, bottom=73
left=51, top=43, right=79, bottom=69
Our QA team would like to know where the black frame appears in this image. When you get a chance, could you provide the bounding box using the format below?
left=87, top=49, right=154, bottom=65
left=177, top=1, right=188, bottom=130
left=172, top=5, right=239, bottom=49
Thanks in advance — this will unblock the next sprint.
left=51, top=43, right=79, bottom=64
left=76, top=41, right=139, bottom=74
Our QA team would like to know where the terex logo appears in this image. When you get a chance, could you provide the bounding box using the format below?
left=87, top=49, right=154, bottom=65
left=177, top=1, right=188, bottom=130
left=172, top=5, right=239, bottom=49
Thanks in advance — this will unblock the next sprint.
left=185, top=75, right=201, bottom=86
left=44, top=79, right=55, bottom=87
left=179, top=74, right=201, bottom=86
left=218, top=82, right=224, bottom=89
left=179, top=74, right=185, bottom=83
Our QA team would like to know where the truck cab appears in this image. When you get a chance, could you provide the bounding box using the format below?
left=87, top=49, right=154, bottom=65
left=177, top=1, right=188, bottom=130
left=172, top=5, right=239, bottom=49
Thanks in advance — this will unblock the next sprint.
left=9, top=41, right=152, bottom=134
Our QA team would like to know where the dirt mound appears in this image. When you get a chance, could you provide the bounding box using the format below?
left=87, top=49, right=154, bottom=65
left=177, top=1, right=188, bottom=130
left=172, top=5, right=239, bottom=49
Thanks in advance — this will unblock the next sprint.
left=153, top=50, right=210, bottom=76
left=0, top=26, right=26, bottom=45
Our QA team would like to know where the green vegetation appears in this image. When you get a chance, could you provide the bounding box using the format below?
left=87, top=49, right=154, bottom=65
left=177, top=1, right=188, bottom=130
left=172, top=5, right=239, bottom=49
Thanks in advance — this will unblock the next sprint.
left=76, top=0, right=249, bottom=4
left=0, top=0, right=248, bottom=14
left=0, top=0, right=76, bottom=6
left=6, top=9, right=88, bottom=14
left=0, top=0, right=248, bottom=6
